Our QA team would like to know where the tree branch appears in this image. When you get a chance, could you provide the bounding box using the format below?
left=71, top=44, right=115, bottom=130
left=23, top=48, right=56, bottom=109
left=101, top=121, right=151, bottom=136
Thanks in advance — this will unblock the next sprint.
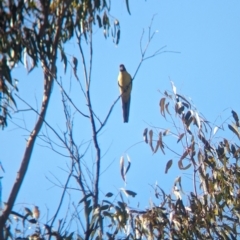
left=0, top=2, right=65, bottom=230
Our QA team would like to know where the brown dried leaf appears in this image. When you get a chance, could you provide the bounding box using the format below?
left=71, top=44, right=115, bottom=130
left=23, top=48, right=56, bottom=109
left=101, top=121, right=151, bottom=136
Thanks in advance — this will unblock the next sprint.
left=149, top=129, right=154, bottom=152
left=164, top=91, right=169, bottom=97
left=158, top=188, right=168, bottom=208
left=178, top=158, right=191, bottom=171
left=175, top=102, right=184, bottom=115
left=234, top=147, right=240, bottom=158
left=159, top=132, right=165, bottom=154
left=154, top=140, right=159, bottom=153
left=125, top=155, right=131, bottom=176
left=224, top=138, right=230, bottom=153
left=202, top=120, right=208, bottom=133
left=159, top=98, right=166, bottom=117
left=143, top=128, right=148, bottom=143
left=178, top=149, right=190, bottom=170
left=165, top=159, right=173, bottom=174
left=176, top=94, right=191, bottom=109
left=174, top=176, right=181, bottom=186
left=228, top=124, right=240, bottom=139
left=177, top=133, right=185, bottom=143
left=180, top=149, right=189, bottom=162
left=178, top=159, right=183, bottom=169
left=180, top=163, right=191, bottom=170
left=198, top=134, right=211, bottom=149
left=163, top=129, right=170, bottom=136
left=198, top=151, right=205, bottom=167
left=165, top=102, right=171, bottom=115
left=175, top=176, right=184, bottom=194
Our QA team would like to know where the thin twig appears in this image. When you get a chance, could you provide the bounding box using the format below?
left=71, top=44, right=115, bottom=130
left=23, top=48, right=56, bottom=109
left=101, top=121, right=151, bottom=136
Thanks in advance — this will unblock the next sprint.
left=78, top=23, right=101, bottom=210
left=49, top=163, right=74, bottom=229
left=55, top=78, right=89, bottom=118
left=97, top=95, right=121, bottom=134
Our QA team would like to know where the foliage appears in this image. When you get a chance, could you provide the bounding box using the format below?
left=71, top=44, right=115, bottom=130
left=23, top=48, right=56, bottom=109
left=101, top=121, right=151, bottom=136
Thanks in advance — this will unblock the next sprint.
left=0, top=0, right=121, bottom=128
left=73, top=86, right=240, bottom=239
left=10, top=83, right=240, bottom=240
left=132, top=84, right=240, bottom=239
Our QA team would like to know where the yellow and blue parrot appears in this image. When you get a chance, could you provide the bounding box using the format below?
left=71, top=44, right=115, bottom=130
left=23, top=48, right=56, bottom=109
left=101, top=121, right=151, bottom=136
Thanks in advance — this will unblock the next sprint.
left=118, top=64, right=132, bottom=123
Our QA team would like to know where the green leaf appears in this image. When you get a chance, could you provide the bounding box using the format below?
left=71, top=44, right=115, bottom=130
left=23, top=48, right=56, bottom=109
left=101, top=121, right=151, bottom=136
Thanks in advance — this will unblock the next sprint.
left=102, top=200, right=112, bottom=205
left=85, top=204, right=92, bottom=219
left=125, top=154, right=131, bottom=176
left=105, top=192, right=113, bottom=197
left=100, top=205, right=109, bottom=211
left=96, top=14, right=102, bottom=28
left=102, top=211, right=112, bottom=218
left=165, top=159, right=172, bottom=174
left=117, top=201, right=126, bottom=210
left=125, top=0, right=131, bottom=15
left=28, top=218, right=37, bottom=224
left=120, top=188, right=137, bottom=197
left=60, top=48, right=67, bottom=73
left=120, top=156, right=125, bottom=181
left=66, top=232, right=74, bottom=240
left=116, top=29, right=120, bottom=45
left=79, top=193, right=92, bottom=204
left=24, top=207, right=32, bottom=216
left=177, top=133, right=185, bottom=143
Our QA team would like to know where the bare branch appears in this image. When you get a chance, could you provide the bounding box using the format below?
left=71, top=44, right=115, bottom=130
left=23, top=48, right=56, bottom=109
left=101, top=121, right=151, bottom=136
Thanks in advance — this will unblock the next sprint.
left=132, top=15, right=179, bottom=81
left=1, top=70, right=55, bottom=227
left=55, top=78, right=89, bottom=118
left=77, top=34, right=89, bottom=91
left=49, top=163, right=74, bottom=229
left=77, top=24, right=101, bottom=210
left=97, top=95, right=121, bottom=134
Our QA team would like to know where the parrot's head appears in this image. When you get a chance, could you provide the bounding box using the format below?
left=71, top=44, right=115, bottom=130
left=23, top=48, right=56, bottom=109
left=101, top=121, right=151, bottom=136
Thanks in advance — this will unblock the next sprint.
left=119, top=64, right=126, bottom=72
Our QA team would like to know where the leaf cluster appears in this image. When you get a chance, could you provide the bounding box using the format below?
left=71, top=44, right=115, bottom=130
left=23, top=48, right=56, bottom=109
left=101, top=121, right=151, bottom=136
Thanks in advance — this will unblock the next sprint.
left=0, top=0, right=122, bottom=128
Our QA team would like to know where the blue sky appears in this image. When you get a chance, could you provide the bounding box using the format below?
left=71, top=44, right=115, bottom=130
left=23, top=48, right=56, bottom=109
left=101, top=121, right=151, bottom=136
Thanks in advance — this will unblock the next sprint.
left=1, top=0, right=240, bottom=231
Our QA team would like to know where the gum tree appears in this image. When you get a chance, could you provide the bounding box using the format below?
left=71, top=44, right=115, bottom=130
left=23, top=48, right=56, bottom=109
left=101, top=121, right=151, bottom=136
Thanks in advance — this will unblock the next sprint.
left=0, top=0, right=124, bottom=238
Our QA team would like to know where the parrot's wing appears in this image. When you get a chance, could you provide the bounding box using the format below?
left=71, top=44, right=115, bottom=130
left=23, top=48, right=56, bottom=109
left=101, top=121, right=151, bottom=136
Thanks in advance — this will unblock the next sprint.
left=122, top=96, right=130, bottom=123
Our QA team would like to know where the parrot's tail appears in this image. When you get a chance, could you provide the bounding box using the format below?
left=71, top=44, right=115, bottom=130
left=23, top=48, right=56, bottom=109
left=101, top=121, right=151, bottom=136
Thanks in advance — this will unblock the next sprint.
left=122, top=97, right=130, bottom=123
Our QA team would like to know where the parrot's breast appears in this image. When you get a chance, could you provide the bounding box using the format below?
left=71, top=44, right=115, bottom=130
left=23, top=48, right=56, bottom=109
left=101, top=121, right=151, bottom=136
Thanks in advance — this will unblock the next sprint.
left=118, top=72, right=132, bottom=102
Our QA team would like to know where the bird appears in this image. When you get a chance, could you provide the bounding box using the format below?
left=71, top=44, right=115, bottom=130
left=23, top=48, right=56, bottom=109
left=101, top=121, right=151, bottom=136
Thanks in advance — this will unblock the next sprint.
left=118, top=64, right=132, bottom=123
